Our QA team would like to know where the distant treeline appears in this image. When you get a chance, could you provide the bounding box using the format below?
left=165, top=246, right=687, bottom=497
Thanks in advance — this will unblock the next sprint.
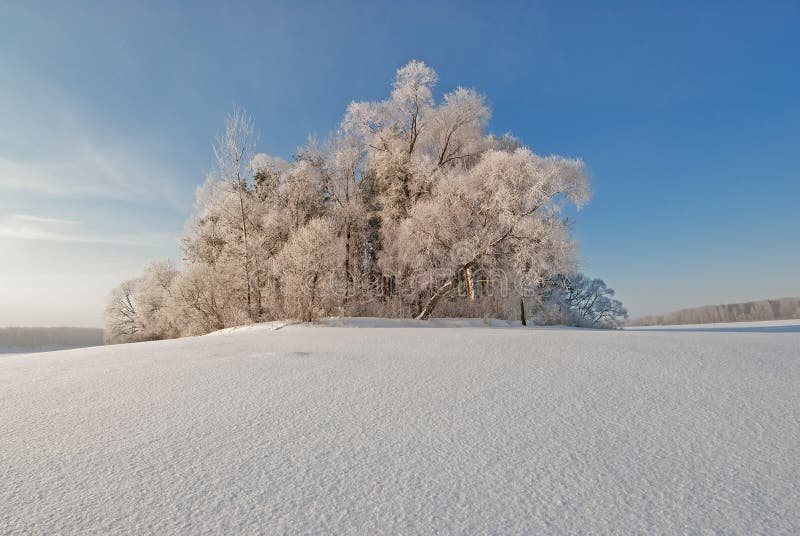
left=630, top=297, right=800, bottom=326
left=0, top=327, right=104, bottom=351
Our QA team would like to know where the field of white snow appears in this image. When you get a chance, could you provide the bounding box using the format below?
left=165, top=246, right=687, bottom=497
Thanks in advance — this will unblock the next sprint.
left=2, top=319, right=799, bottom=534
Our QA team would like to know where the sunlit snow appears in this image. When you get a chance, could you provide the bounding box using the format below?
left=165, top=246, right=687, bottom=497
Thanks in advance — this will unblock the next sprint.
left=2, top=321, right=798, bottom=533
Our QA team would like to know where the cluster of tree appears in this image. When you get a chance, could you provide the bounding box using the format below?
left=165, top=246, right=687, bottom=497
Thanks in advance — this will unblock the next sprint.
left=0, top=327, right=104, bottom=351
left=630, top=297, right=800, bottom=326
left=105, top=61, right=624, bottom=343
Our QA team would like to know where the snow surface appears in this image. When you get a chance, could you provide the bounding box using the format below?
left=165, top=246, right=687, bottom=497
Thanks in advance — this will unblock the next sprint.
left=2, top=320, right=799, bottom=534
left=0, top=345, right=81, bottom=356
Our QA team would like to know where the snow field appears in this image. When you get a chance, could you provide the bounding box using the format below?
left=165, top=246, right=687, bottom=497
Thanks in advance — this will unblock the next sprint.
left=1, top=322, right=798, bottom=533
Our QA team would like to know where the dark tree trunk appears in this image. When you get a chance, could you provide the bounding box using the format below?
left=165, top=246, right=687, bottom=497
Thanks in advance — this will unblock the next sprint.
left=343, top=222, right=351, bottom=307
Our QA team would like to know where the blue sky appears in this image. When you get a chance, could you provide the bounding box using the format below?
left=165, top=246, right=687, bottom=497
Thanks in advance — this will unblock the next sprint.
left=1, top=1, right=798, bottom=326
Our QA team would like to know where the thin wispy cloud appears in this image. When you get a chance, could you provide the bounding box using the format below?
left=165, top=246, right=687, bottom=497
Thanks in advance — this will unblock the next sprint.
left=0, top=213, right=178, bottom=246
left=0, top=66, right=190, bottom=213
left=6, top=214, right=79, bottom=226
left=0, top=144, right=187, bottom=212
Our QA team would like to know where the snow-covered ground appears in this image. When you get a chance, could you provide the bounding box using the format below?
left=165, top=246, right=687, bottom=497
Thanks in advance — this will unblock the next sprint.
left=0, top=345, right=84, bottom=357
left=2, top=320, right=799, bottom=534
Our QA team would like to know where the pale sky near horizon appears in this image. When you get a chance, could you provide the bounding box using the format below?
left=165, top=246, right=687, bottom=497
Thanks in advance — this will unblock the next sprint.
left=1, top=1, right=798, bottom=327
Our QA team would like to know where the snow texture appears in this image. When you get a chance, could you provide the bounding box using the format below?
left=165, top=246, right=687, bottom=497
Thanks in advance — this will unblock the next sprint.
left=2, top=321, right=799, bottom=534
left=1, top=345, right=82, bottom=356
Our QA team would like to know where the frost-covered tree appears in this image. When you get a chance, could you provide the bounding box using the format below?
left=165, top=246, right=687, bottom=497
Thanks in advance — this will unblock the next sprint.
left=180, top=177, right=253, bottom=322
left=396, top=148, right=590, bottom=319
left=212, top=107, right=259, bottom=320
left=343, top=60, right=439, bottom=220
left=342, top=61, right=498, bottom=315
left=104, top=278, right=141, bottom=343
left=169, top=262, right=248, bottom=335
left=427, top=87, right=491, bottom=168
left=275, top=217, right=344, bottom=321
left=134, top=261, right=180, bottom=339
left=103, top=261, right=179, bottom=343
left=535, top=274, right=628, bottom=328
left=300, top=133, right=369, bottom=308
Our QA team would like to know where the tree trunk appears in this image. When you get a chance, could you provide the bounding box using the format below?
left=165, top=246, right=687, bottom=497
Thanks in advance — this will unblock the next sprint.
left=465, top=267, right=476, bottom=301
left=520, top=298, right=527, bottom=326
left=306, top=272, right=318, bottom=323
left=416, top=278, right=456, bottom=320
left=238, top=190, right=255, bottom=322
left=343, top=222, right=351, bottom=308
left=417, top=260, right=478, bottom=320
